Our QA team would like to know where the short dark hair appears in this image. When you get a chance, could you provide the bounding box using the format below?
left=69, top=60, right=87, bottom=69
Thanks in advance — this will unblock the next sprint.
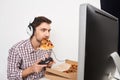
left=28, top=16, right=52, bottom=38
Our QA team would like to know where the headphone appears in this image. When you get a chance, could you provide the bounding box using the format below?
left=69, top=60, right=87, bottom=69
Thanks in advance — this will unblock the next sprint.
left=26, top=18, right=34, bottom=36
left=27, top=24, right=33, bottom=36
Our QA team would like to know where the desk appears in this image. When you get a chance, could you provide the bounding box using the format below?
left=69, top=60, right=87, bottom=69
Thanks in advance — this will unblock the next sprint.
left=39, top=77, right=50, bottom=80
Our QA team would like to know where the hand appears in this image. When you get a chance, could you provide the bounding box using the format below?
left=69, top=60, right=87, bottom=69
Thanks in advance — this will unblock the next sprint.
left=47, top=61, right=55, bottom=68
left=31, top=59, right=47, bottom=73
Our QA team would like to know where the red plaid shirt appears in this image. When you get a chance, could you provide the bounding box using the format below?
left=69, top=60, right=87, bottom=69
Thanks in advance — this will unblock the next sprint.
left=7, top=39, right=52, bottom=80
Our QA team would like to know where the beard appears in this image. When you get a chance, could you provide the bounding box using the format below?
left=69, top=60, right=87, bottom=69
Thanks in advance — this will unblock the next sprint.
left=36, top=38, right=41, bottom=43
left=36, top=38, right=47, bottom=43
left=36, top=36, right=49, bottom=44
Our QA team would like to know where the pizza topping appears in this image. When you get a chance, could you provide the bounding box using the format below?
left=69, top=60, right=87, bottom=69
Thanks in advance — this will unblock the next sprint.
left=63, top=64, right=78, bottom=73
left=37, top=38, right=54, bottom=50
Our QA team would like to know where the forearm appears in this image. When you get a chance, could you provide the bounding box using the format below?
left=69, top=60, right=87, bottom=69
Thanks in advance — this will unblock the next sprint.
left=7, top=48, right=23, bottom=80
left=22, top=66, right=34, bottom=78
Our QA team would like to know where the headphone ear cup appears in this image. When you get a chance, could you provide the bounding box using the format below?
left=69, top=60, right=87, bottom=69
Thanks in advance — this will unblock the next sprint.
left=27, top=26, right=33, bottom=36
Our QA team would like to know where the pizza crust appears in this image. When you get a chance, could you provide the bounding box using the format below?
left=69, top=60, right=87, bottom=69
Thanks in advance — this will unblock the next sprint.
left=52, top=63, right=71, bottom=72
left=52, top=63, right=78, bottom=73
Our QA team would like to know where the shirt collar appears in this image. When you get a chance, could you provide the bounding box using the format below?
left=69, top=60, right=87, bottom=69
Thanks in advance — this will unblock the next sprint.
left=26, top=38, right=36, bottom=54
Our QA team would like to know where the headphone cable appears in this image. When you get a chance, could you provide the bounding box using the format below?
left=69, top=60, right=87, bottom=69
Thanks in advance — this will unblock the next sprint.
left=52, top=50, right=65, bottom=62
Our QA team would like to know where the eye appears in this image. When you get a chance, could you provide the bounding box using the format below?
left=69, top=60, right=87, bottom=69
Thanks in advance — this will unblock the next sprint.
left=48, top=29, right=51, bottom=32
left=41, top=29, right=46, bottom=32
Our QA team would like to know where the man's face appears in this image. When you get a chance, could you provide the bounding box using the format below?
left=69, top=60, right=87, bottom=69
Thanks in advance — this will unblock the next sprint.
left=34, top=22, right=51, bottom=42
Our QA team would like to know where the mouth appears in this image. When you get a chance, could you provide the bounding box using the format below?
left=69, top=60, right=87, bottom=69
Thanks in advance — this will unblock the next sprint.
left=38, top=38, right=54, bottom=50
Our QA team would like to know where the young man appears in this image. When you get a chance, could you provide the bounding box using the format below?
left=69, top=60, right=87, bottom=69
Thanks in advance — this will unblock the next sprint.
left=7, top=16, right=53, bottom=80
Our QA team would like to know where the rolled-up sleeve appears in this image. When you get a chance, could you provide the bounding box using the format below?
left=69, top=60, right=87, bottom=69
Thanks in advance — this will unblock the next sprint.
left=7, top=48, right=23, bottom=80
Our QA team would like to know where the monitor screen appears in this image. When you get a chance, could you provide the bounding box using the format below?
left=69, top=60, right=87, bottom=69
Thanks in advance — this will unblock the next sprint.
left=78, top=4, right=119, bottom=80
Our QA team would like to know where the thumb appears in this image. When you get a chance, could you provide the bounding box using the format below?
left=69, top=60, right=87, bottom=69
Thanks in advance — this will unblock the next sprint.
left=40, top=65, right=47, bottom=68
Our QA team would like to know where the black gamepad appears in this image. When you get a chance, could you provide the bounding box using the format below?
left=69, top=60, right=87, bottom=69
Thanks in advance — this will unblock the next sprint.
left=38, top=57, right=53, bottom=65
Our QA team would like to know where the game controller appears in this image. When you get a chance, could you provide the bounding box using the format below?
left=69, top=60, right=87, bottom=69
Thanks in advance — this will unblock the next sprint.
left=38, top=57, right=53, bottom=65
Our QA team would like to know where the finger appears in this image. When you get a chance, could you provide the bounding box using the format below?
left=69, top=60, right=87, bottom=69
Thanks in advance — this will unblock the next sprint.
left=49, top=61, right=55, bottom=64
left=52, top=61, right=55, bottom=64
left=48, top=62, right=54, bottom=65
left=39, top=65, right=47, bottom=67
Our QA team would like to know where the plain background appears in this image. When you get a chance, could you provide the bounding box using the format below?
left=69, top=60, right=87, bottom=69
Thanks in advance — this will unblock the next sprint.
left=0, top=0, right=100, bottom=79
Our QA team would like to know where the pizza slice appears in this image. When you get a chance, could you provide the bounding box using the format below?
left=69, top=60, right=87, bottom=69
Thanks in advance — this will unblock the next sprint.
left=38, top=38, right=54, bottom=50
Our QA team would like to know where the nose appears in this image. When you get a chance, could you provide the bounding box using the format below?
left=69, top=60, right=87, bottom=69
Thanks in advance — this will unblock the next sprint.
left=45, top=31, right=50, bottom=38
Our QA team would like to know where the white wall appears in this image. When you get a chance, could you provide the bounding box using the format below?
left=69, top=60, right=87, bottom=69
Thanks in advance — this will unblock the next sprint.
left=0, top=0, right=100, bottom=79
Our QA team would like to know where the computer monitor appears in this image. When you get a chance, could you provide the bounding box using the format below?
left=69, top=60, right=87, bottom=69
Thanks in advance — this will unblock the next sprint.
left=78, top=4, right=119, bottom=80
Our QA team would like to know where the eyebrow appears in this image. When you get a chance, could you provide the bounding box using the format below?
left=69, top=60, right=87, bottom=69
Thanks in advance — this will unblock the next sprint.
left=41, top=28, right=51, bottom=30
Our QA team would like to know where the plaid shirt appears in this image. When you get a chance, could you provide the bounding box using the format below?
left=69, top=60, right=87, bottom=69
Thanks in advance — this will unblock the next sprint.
left=7, top=39, right=52, bottom=80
